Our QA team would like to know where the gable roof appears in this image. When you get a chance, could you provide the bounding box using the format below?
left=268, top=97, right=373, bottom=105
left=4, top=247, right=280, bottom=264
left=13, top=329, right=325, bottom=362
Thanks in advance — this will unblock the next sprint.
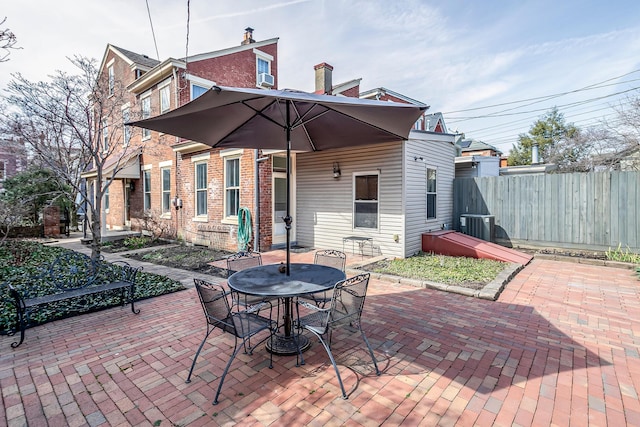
left=458, top=138, right=502, bottom=155
left=111, top=45, right=160, bottom=68
left=423, top=112, right=447, bottom=133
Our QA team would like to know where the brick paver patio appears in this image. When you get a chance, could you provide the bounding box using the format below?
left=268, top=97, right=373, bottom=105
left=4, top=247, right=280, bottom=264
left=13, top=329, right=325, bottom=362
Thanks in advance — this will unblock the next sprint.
left=1, top=245, right=639, bottom=426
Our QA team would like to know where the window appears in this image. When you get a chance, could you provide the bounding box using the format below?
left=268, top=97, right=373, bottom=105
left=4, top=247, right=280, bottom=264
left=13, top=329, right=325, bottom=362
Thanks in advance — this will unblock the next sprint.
left=104, top=186, right=110, bottom=211
left=195, top=162, right=207, bottom=216
left=224, top=157, right=240, bottom=218
left=141, top=95, right=151, bottom=139
left=256, top=56, right=271, bottom=85
left=122, top=107, right=131, bottom=146
left=161, top=168, right=171, bottom=214
left=426, top=167, right=437, bottom=219
left=102, top=119, right=108, bottom=151
left=353, top=173, right=378, bottom=229
left=108, top=65, right=114, bottom=96
left=0, top=160, right=6, bottom=181
left=191, top=84, right=208, bottom=100
left=143, top=169, right=151, bottom=211
left=160, top=84, right=170, bottom=113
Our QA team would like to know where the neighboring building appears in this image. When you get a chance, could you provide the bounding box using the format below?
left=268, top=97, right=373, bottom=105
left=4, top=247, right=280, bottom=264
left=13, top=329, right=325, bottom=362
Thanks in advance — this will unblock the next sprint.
left=86, top=28, right=279, bottom=251
left=360, top=86, right=448, bottom=134
left=0, top=138, right=28, bottom=192
left=89, top=34, right=456, bottom=258
left=454, top=138, right=502, bottom=178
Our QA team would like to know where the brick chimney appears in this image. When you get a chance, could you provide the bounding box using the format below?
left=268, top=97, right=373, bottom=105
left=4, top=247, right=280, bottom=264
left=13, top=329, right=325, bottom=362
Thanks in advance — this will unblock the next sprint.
left=241, top=27, right=255, bottom=45
left=314, top=63, right=333, bottom=94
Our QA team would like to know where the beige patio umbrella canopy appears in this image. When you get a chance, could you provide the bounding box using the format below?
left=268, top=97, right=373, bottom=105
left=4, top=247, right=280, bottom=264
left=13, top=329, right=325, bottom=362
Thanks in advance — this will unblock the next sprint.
left=129, top=85, right=426, bottom=273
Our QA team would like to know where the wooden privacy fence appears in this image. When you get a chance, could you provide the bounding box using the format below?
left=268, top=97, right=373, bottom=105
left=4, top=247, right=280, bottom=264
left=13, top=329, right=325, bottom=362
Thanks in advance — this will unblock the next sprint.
left=453, top=171, right=640, bottom=252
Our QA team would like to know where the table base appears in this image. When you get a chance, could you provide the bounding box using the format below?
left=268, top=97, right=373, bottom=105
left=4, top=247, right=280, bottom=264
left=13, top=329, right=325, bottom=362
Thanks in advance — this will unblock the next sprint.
left=266, top=333, right=310, bottom=355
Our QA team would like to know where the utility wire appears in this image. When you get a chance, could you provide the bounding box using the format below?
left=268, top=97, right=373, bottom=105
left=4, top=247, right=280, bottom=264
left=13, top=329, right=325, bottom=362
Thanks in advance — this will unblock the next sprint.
left=444, top=68, right=640, bottom=115
left=145, top=0, right=160, bottom=60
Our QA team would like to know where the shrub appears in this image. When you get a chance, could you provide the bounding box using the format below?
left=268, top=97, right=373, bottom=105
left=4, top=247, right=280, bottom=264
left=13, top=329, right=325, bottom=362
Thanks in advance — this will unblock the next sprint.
left=0, top=241, right=184, bottom=334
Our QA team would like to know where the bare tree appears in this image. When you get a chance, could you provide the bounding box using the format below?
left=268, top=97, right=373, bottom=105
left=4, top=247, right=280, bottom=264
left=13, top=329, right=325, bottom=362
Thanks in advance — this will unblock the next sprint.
left=0, top=17, right=20, bottom=62
left=1, top=56, right=138, bottom=261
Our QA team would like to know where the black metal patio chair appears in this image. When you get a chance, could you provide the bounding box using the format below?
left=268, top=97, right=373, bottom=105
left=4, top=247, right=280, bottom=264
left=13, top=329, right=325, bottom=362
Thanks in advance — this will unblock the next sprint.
left=186, top=278, right=276, bottom=405
left=299, top=249, right=347, bottom=307
left=295, top=272, right=380, bottom=399
left=226, top=251, right=273, bottom=307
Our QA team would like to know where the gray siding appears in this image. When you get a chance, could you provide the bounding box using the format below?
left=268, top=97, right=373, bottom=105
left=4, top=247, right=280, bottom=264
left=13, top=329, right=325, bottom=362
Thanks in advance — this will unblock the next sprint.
left=296, top=131, right=456, bottom=259
left=404, top=132, right=456, bottom=256
left=296, top=142, right=406, bottom=258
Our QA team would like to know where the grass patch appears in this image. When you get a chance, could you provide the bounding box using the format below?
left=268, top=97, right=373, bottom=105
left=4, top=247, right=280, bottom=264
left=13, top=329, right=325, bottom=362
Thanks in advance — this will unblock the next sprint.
left=364, top=252, right=507, bottom=288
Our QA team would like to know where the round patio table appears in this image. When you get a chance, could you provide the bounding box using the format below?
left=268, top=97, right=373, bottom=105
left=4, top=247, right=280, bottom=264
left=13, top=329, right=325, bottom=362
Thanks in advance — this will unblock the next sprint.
left=227, top=263, right=345, bottom=355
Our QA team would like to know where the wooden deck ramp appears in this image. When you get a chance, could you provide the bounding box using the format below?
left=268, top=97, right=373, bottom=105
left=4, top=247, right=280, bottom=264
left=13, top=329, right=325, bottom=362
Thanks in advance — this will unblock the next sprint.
left=422, top=230, right=533, bottom=265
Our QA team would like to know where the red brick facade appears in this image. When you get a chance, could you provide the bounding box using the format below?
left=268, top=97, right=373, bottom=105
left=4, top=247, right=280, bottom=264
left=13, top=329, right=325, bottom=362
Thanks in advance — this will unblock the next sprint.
left=94, top=34, right=278, bottom=252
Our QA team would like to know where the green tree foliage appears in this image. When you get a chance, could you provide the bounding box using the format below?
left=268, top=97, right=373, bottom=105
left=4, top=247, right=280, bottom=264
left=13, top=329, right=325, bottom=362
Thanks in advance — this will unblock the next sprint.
left=1, top=167, right=72, bottom=223
left=508, top=107, right=579, bottom=166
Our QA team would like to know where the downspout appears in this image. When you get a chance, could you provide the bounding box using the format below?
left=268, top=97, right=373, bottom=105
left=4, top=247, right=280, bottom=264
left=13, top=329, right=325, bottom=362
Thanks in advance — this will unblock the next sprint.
left=254, top=150, right=269, bottom=252
left=173, top=68, right=181, bottom=241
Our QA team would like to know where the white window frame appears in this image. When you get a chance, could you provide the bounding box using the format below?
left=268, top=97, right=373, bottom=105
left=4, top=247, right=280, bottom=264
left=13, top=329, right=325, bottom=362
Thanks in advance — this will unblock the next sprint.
left=122, top=105, right=131, bottom=147
left=102, top=119, right=109, bottom=152
left=426, top=166, right=437, bottom=220
left=195, top=161, right=208, bottom=218
left=104, top=186, right=110, bottom=212
left=159, top=79, right=171, bottom=113
left=353, top=171, right=379, bottom=230
left=143, top=168, right=151, bottom=211
left=108, top=63, right=114, bottom=96
left=161, top=167, right=171, bottom=215
left=141, top=93, right=151, bottom=140
left=255, top=51, right=272, bottom=87
left=223, top=155, right=241, bottom=221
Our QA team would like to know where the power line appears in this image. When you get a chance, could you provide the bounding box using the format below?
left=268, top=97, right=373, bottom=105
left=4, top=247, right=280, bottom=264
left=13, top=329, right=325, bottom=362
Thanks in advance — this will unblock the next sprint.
left=447, top=86, right=640, bottom=121
left=443, top=68, right=640, bottom=115
left=146, top=0, right=160, bottom=60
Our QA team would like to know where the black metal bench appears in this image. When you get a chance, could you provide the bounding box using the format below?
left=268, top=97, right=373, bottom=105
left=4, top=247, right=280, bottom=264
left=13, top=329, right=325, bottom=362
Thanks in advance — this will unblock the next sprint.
left=7, top=251, right=142, bottom=348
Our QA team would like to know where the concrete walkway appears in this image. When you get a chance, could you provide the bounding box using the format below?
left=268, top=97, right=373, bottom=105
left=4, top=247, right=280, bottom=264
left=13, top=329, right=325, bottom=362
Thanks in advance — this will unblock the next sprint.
left=2, top=236, right=640, bottom=426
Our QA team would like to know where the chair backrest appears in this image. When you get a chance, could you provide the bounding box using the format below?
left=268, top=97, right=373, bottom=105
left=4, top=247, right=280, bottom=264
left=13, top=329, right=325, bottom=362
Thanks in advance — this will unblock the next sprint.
left=193, top=279, right=237, bottom=335
left=314, top=249, right=346, bottom=272
left=226, top=252, right=262, bottom=278
left=329, top=273, right=370, bottom=329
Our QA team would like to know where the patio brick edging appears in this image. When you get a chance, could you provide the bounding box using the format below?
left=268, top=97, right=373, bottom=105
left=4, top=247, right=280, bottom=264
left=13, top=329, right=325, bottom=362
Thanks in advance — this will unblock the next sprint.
left=348, top=262, right=524, bottom=301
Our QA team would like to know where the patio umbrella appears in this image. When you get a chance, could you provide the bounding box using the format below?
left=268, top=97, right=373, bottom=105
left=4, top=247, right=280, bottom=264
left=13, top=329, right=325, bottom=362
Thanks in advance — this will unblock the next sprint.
left=129, top=85, right=426, bottom=274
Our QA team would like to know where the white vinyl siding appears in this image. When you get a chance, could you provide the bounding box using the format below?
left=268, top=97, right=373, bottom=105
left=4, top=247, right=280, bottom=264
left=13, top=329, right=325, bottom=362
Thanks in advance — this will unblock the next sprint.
left=296, top=132, right=456, bottom=259
left=404, top=132, right=456, bottom=256
left=296, top=141, right=404, bottom=258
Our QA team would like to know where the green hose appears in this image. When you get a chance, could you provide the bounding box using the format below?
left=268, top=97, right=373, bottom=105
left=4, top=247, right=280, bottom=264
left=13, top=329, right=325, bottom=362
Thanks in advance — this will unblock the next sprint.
left=237, top=207, right=252, bottom=252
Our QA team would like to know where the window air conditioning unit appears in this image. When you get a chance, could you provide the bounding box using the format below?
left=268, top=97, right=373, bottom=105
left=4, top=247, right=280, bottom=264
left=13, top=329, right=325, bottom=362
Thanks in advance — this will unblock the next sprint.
left=460, top=214, right=495, bottom=242
left=258, top=72, right=274, bottom=88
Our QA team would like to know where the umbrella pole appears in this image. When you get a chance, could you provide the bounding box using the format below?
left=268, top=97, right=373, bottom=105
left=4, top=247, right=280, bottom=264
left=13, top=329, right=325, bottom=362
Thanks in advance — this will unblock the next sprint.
left=285, top=100, right=292, bottom=276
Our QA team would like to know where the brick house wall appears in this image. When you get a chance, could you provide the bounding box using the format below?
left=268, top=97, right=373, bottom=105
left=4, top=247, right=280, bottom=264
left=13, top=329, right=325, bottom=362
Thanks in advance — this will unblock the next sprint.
left=94, top=35, right=279, bottom=251
left=0, top=139, right=27, bottom=191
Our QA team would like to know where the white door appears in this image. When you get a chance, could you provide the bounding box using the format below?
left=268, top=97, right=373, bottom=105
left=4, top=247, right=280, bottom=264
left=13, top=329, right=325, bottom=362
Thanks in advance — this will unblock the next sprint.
left=272, top=155, right=295, bottom=246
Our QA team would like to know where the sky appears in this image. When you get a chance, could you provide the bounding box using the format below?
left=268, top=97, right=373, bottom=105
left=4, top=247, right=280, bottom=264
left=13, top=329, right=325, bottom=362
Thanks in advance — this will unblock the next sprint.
left=2, top=0, right=640, bottom=154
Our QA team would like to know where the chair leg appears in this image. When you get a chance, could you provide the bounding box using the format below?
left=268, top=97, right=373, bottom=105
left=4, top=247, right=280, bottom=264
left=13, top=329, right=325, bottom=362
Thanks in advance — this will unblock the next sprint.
left=309, top=329, right=348, bottom=399
left=360, top=330, right=380, bottom=376
left=213, top=339, right=245, bottom=405
left=186, top=326, right=214, bottom=383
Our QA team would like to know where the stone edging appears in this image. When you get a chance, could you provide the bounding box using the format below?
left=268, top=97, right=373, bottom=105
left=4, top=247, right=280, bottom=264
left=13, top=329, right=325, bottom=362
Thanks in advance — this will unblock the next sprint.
left=347, top=261, right=524, bottom=301
left=533, top=253, right=637, bottom=270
